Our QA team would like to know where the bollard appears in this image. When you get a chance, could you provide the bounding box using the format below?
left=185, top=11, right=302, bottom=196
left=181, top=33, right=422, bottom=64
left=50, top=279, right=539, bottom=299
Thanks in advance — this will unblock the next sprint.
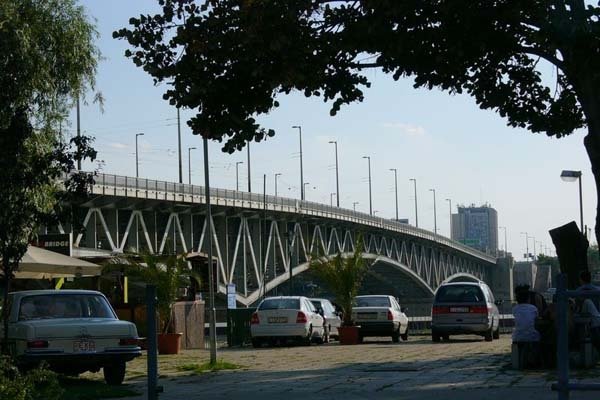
left=146, top=285, right=158, bottom=400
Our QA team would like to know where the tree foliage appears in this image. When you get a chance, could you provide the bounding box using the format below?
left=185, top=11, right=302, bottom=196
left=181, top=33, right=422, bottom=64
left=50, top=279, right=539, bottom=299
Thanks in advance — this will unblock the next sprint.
left=0, top=0, right=99, bottom=351
left=309, top=237, right=369, bottom=326
left=115, top=1, right=600, bottom=239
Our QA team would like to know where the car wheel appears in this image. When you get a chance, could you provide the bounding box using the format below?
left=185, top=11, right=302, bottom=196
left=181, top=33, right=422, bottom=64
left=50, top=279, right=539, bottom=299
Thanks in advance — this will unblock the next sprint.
left=493, top=326, right=500, bottom=339
left=323, top=325, right=330, bottom=343
left=484, top=328, right=493, bottom=342
left=303, top=326, right=313, bottom=346
left=432, top=331, right=441, bottom=343
left=103, top=361, right=126, bottom=386
left=252, top=338, right=262, bottom=348
left=391, top=328, right=400, bottom=343
left=400, top=328, right=409, bottom=341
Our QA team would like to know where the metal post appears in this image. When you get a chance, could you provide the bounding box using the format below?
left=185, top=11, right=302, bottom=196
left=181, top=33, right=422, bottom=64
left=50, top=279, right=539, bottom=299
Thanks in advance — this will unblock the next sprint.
left=262, top=174, right=267, bottom=300
left=578, top=175, right=584, bottom=234
left=76, top=96, right=81, bottom=171
left=330, top=193, right=335, bottom=207
left=329, top=141, right=340, bottom=207
left=188, top=147, right=196, bottom=185
left=293, top=126, right=304, bottom=200
left=410, top=178, right=418, bottom=228
left=363, top=156, right=372, bottom=215
left=247, top=143, right=251, bottom=192
left=177, top=108, right=182, bottom=184
left=556, top=273, right=569, bottom=400
left=446, top=198, right=452, bottom=238
left=236, top=161, right=243, bottom=191
left=275, top=173, right=281, bottom=197
left=136, top=133, right=144, bottom=178
left=288, top=224, right=294, bottom=295
left=203, top=136, right=217, bottom=364
left=390, top=169, right=398, bottom=221
left=146, top=285, right=158, bottom=400
left=353, top=202, right=359, bottom=211
left=520, top=232, right=529, bottom=260
left=430, top=189, right=437, bottom=234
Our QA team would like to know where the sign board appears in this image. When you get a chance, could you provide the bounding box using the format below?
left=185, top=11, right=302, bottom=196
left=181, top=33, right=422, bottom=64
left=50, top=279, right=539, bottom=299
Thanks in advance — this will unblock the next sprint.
left=227, top=283, right=237, bottom=309
left=33, top=233, right=72, bottom=256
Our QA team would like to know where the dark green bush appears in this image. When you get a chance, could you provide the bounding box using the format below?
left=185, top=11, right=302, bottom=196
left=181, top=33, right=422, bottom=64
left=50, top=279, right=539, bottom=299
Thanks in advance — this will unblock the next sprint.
left=0, top=357, right=64, bottom=400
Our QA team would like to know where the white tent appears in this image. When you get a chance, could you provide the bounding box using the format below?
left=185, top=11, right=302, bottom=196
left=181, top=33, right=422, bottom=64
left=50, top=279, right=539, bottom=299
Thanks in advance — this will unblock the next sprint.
left=2, top=246, right=101, bottom=279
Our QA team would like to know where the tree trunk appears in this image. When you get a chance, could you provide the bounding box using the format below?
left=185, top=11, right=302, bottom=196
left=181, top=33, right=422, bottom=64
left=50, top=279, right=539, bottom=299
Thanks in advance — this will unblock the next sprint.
left=1, top=261, right=11, bottom=355
left=584, top=118, right=600, bottom=250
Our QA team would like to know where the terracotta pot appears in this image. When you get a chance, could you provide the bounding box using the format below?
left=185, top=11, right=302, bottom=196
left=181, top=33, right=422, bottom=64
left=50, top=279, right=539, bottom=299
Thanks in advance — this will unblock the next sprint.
left=338, top=325, right=360, bottom=345
left=157, top=333, right=183, bottom=354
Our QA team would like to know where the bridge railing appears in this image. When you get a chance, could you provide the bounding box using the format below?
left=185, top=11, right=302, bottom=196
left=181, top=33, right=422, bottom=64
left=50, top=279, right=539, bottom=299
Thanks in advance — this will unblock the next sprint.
left=87, top=172, right=495, bottom=263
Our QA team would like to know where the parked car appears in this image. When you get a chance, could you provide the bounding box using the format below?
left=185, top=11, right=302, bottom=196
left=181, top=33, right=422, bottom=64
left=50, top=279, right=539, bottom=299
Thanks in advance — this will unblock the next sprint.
left=351, top=295, right=409, bottom=343
left=250, top=296, right=325, bottom=347
left=5, top=290, right=141, bottom=385
left=310, top=298, right=342, bottom=342
left=431, top=281, right=500, bottom=342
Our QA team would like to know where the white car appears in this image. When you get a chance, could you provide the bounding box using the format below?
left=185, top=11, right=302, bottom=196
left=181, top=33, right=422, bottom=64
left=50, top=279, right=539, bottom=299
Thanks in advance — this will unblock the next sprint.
left=352, top=295, right=409, bottom=343
left=310, top=298, right=342, bottom=342
left=5, top=290, right=141, bottom=385
left=250, top=296, right=325, bottom=347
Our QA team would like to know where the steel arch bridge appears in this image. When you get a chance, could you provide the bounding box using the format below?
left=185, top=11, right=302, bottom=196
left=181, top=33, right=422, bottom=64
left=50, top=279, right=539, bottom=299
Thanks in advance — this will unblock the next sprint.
left=56, top=173, right=496, bottom=306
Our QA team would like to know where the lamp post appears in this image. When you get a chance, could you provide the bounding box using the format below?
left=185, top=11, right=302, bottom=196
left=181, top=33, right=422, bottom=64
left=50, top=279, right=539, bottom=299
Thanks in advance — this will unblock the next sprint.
left=520, top=232, right=530, bottom=260
left=329, top=140, right=340, bottom=207
left=445, top=198, right=452, bottom=238
left=187, top=147, right=197, bottom=184
left=429, top=188, right=437, bottom=234
left=362, top=156, right=372, bottom=215
left=560, top=170, right=584, bottom=233
left=353, top=201, right=359, bottom=211
left=292, top=126, right=304, bottom=200
left=390, top=168, right=399, bottom=221
left=177, top=108, right=182, bottom=183
left=247, top=143, right=251, bottom=192
left=135, top=133, right=144, bottom=178
left=499, top=226, right=508, bottom=255
left=275, top=173, right=282, bottom=196
left=235, top=161, right=244, bottom=191
left=409, top=178, right=418, bottom=228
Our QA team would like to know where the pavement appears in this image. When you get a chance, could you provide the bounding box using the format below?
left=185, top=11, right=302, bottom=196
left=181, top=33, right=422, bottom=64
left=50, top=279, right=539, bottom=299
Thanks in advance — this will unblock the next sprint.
left=113, top=335, right=600, bottom=400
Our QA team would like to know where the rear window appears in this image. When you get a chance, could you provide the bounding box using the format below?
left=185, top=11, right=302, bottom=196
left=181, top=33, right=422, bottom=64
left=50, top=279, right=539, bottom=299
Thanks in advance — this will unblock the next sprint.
left=435, top=285, right=485, bottom=303
left=355, top=297, right=390, bottom=307
left=259, top=298, right=300, bottom=310
left=18, top=294, right=115, bottom=320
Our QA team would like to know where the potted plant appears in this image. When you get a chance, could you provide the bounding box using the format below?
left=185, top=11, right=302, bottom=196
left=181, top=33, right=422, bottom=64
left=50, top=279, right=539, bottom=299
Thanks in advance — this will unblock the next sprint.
left=309, top=236, right=368, bottom=345
left=105, top=253, right=197, bottom=354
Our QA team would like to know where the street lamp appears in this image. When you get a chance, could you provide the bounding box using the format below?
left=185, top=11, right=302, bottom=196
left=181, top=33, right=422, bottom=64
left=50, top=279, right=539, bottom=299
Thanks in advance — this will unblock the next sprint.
left=499, top=226, right=508, bottom=255
left=292, top=126, right=304, bottom=200
left=246, top=143, right=251, bottom=192
left=429, top=188, right=437, bottom=234
left=520, top=232, right=530, bottom=260
left=445, top=198, right=452, bottom=238
left=274, top=173, right=282, bottom=196
left=235, top=161, right=244, bottom=191
left=409, top=178, right=418, bottom=228
left=135, top=133, right=144, bottom=178
left=362, top=156, right=372, bottom=215
left=560, top=170, right=584, bottom=233
left=353, top=201, right=359, bottom=211
left=329, top=141, right=340, bottom=207
left=187, top=147, right=197, bottom=185
left=390, top=168, right=399, bottom=221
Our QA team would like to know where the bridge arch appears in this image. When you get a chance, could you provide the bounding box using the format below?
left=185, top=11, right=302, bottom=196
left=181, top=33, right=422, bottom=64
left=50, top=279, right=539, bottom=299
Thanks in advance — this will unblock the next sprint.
left=442, top=273, right=481, bottom=284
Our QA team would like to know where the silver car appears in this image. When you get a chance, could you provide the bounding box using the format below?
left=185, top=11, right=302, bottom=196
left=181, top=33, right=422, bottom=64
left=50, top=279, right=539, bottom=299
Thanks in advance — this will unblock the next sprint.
left=431, top=281, right=500, bottom=342
left=310, top=298, right=342, bottom=342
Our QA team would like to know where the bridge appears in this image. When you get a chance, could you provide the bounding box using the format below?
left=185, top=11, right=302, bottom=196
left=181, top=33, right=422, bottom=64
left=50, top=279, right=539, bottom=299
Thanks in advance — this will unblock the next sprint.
left=54, top=173, right=497, bottom=308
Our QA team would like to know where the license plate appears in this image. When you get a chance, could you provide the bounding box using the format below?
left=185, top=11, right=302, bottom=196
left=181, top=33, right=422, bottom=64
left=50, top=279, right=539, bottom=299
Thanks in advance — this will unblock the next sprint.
left=358, top=313, right=377, bottom=319
left=450, top=307, right=469, bottom=313
left=73, top=339, right=96, bottom=353
left=268, top=317, right=287, bottom=323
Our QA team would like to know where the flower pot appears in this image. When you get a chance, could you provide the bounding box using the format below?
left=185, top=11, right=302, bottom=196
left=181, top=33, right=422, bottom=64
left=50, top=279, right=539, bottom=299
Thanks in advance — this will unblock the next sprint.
left=338, top=325, right=360, bottom=345
left=157, top=333, right=183, bottom=354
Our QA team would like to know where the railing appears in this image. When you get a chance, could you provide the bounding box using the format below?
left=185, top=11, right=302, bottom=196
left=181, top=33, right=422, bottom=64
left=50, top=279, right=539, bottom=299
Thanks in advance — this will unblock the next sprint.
left=83, top=172, right=496, bottom=264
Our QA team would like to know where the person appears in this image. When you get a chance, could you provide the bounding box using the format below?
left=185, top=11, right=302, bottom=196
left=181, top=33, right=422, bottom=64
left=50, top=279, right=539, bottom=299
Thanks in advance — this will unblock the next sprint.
left=513, top=287, right=541, bottom=343
left=577, top=270, right=600, bottom=292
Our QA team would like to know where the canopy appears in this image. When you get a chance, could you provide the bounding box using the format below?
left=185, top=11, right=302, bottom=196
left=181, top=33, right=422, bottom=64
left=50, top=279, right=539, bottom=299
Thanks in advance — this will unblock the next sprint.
left=3, top=246, right=101, bottom=279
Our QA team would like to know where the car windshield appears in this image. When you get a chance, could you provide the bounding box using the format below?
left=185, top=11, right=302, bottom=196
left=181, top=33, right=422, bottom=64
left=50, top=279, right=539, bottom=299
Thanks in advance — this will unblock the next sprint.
left=18, top=294, right=115, bottom=320
left=435, top=285, right=485, bottom=303
left=259, top=298, right=300, bottom=310
left=354, top=297, right=390, bottom=307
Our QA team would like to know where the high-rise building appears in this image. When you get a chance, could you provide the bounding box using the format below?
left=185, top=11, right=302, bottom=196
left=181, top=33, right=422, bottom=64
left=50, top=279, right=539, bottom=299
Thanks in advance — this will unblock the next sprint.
left=451, top=204, right=498, bottom=255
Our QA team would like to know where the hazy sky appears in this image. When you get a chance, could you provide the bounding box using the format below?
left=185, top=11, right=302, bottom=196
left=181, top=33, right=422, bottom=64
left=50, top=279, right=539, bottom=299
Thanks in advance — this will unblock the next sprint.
left=71, top=1, right=596, bottom=260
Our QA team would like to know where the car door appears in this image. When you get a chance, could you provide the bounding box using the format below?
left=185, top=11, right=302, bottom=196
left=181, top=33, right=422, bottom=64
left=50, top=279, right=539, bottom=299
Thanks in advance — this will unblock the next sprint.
left=304, top=299, right=323, bottom=332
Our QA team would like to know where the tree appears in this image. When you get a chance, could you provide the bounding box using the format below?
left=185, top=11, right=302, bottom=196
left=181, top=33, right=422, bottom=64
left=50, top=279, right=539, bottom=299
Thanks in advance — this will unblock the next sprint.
left=115, top=1, right=600, bottom=239
left=309, top=237, right=369, bottom=326
left=0, top=0, right=99, bottom=352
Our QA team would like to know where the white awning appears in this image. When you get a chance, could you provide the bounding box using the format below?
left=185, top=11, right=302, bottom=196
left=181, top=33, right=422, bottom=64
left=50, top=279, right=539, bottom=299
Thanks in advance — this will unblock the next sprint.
left=3, top=246, right=101, bottom=279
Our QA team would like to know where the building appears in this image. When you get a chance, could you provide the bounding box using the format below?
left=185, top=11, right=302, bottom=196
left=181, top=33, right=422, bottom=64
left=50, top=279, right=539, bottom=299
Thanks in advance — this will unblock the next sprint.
left=451, top=204, right=498, bottom=256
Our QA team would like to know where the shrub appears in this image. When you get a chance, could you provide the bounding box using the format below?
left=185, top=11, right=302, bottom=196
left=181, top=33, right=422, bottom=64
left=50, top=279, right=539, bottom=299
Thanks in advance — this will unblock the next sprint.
left=0, top=357, right=63, bottom=400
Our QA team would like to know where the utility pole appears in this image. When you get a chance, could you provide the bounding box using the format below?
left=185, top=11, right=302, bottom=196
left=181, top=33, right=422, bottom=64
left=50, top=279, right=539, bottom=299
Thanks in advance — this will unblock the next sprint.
left=236, top=161, right=243, bottom=191
left=390, top=168, right=398, bottom=221
left=247, top=143, right=251, bottom=192
left=363, top=156, right=372, bottom=215
left=430, top=189, right=437, bottom=234
left=329, top=141, right=340, bottom=207
left=203, top=135, right=217, bottom=364
left=187, top=147, right=196, bottom=185
left=292, top=126, right=304, bottom=200
left=410, top=178, right=418, bottom=228
left=275, top=173, right=282, bottom=196
left=177, top=108, right=182, bottom=183
left=446, top=198, right=452, bottom=238
left=135, top=133, right=144, bottom=178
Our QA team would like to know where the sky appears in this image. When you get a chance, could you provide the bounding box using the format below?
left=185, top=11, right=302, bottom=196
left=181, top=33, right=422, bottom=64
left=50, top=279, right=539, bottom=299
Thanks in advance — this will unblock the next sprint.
left=71, top=0, right=596, bottom=260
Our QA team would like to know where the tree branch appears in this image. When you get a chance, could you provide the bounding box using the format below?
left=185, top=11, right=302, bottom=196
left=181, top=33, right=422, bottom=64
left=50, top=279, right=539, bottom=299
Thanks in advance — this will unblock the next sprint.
left=518, top=45, right=564, bottom=70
